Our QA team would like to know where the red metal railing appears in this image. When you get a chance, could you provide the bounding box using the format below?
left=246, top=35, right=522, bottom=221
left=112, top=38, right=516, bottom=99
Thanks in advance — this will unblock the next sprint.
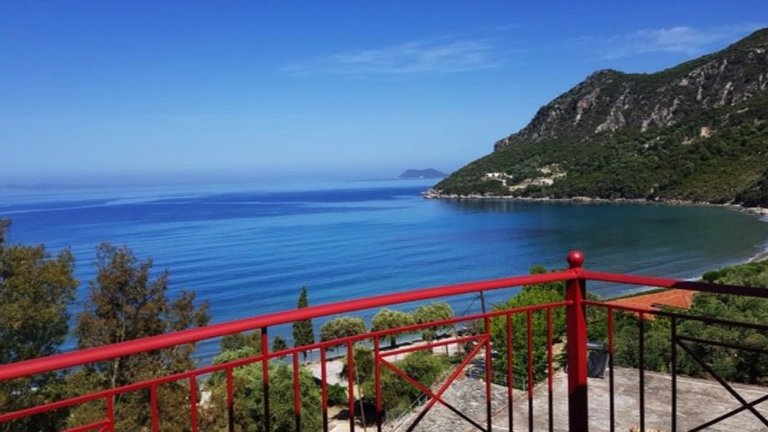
left=0, top=250, right=766, bottom=431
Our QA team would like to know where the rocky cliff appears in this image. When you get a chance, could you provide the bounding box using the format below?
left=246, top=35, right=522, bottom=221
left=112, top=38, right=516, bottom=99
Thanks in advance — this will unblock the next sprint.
left=435, top=28, right=768, bottom=206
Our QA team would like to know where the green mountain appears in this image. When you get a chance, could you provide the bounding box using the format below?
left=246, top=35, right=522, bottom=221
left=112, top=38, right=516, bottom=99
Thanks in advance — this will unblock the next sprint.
left=433, top=29, right=768, bottom=207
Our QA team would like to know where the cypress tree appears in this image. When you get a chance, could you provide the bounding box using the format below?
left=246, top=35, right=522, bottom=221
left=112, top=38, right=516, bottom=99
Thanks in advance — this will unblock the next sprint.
left=272, top=336, right=288, bottom=354
left=292, top=286, right=315, bottom=359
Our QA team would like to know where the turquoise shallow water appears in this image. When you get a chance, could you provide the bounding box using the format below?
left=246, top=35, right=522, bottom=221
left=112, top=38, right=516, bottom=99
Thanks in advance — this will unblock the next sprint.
left=2, top=179, right=767, bottom=357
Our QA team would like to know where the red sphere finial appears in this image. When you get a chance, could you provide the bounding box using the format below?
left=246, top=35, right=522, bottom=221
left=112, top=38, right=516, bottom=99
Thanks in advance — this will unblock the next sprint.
left=567, top=250, right=585, bottom=268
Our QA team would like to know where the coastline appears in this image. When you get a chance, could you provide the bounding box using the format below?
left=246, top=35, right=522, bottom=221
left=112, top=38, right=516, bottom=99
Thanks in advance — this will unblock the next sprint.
left=422, top=188, right=768, bottom=218
left=747, top=247, right=768, bottom=263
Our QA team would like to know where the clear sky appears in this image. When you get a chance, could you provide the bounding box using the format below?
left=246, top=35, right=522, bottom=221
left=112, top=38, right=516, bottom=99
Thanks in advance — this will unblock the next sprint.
left=2, top=1, right=766, bottom=184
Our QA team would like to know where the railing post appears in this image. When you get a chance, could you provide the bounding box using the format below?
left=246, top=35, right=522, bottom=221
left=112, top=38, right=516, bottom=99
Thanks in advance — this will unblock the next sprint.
left=566, top=250, right=588, bottom=431
left=261, top=327, right=270, bottom=432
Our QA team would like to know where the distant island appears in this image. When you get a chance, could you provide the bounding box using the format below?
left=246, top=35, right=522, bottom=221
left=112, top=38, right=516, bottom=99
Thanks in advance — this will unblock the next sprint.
left=399, top=168, right=447, bottom=179
left=431, top=28, right=768, bottom=208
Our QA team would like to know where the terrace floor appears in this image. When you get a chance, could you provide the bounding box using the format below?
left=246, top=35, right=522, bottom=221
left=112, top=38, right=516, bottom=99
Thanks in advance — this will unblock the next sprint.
left=387, top=367, right=768, bottom=431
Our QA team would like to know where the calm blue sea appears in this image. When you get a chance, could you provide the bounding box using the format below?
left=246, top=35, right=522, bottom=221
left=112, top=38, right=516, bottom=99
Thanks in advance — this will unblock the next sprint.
left=2, top=179, right=767, bottom=357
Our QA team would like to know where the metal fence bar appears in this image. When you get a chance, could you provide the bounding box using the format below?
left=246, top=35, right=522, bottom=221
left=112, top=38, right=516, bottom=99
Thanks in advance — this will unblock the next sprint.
left=526, top=309, right=534, bottom=432
left=547, top=307, right=554, bottom=432
left=639, top=313, right=645, bottom=432
left=61, top=419, right=111, bottom=432
left=506, top=313, right=514, bottom=432
left=580, top=270, right=768, bottom=299
left=261, top=327, right=271, bottom=432
left=106, top=395, right=114, bottom=432
left=347, top=342, right=356, bottom=432
left=320, top=348, right=329, bottom=432
left=374, top=336, right=383, bottom=432
left=586, top=300, right=768, bottom=332
left=671, top=316, right=677, bottom=432
left=293, top=352, right=302, bottom=432
left=677, top=335, right=768, bottom=355
left=380, top=359, right=486, bottom=431
left=565, top=251, right=588, bottom=431
left=484, top=316, right=493, bottom=432
left=690, top=395, right=768, bottom=431
left=380, top=334, right=483, bottom=358
left=226, top=367, right=235, bottom=432
left=405, top=337, right=488, bottom=432
left=607, top=307, right=615, bottom=432
left=189, top=376, right=199, bottom=432
left=149, top=384, right=160, bottom=432
left=677, top=341, right=768, bottom=427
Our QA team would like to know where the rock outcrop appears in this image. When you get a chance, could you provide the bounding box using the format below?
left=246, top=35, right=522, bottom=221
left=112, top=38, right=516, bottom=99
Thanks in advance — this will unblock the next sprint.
left=435, top=28, right=768, bottom=206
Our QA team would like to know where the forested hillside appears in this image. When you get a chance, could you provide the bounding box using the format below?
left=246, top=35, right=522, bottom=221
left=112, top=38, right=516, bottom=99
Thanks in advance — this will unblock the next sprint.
left=434, top=29, right=768, bottom=206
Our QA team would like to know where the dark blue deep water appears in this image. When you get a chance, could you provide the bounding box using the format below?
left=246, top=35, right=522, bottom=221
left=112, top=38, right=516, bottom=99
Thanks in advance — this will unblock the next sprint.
left=2, top=179, right=768, bottom=356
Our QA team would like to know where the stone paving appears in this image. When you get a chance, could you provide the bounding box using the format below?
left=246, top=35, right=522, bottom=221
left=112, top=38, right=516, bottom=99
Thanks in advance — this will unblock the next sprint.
left=385, top=379, right=509, bottom=432
left=386, top=367, right=768, bottom=431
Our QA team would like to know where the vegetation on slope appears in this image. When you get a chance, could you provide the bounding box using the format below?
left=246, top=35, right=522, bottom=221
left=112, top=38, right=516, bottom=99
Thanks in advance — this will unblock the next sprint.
left=0, top=220, right=211, bottom=432
left=606, top=259, right=768, bottom=384
left=435, top=29, right=768, bottom=206
left=489, top=266, right=567, bottom=389
left=0, top=220, right=77, bottom=432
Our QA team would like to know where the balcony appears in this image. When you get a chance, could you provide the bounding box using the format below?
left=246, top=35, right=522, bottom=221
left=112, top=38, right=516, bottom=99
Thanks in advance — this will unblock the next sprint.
left=1, top=251, right=767, bottom=431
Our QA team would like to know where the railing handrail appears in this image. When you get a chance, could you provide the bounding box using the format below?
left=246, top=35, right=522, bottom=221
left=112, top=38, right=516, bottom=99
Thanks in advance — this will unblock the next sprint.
left=0, top=269, right=578, bottom=381
left=580, top=269, right=768, bottom=298
left=2, top=259, right=766, bottom=384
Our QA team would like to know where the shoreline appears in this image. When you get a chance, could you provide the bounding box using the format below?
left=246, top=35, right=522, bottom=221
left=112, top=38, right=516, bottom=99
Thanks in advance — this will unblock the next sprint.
left=747, top=247, right=768, bottom=263
left=422, top=189, right=768, bottom=218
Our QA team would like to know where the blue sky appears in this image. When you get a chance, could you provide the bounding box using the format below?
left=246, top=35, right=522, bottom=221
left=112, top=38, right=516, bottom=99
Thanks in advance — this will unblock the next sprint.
left=1, top=1, right=766, bottom=184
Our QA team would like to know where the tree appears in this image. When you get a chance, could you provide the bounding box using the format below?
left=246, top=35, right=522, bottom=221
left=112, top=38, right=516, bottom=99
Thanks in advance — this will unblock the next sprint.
left=292, top=286, right=314, bottom=359
left=340, top=348, right=450, bottom=419
left=221, top=330, right=262, bottom=354
left=611, top=259, right=768, bottom=384
left=320, top=316, right=367, bottom=346
left=376, top=351, right=451, bottom=418
left=272, top=336, right=288, bottom=360
left=372, top=308, right=415, bottom=348
left=68, top=243, right=210, bottom=430
left=0, top=219, right=78, bottom=432
left=413, top=302, right=454, bottom=341
left=202, top=347, right=322, bottom=431
left=339, top=346, right=375, bottom=386
left=490, top=266, right=566, bottom=389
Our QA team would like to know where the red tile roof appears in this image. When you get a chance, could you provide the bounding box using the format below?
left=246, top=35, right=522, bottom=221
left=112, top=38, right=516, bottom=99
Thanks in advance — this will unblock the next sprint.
left=606, top=289, right=695, bottom=319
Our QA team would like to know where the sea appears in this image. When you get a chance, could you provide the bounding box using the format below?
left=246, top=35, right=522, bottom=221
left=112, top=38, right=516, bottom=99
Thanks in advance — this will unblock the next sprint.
left=2, top=178, right=768, bottom=358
